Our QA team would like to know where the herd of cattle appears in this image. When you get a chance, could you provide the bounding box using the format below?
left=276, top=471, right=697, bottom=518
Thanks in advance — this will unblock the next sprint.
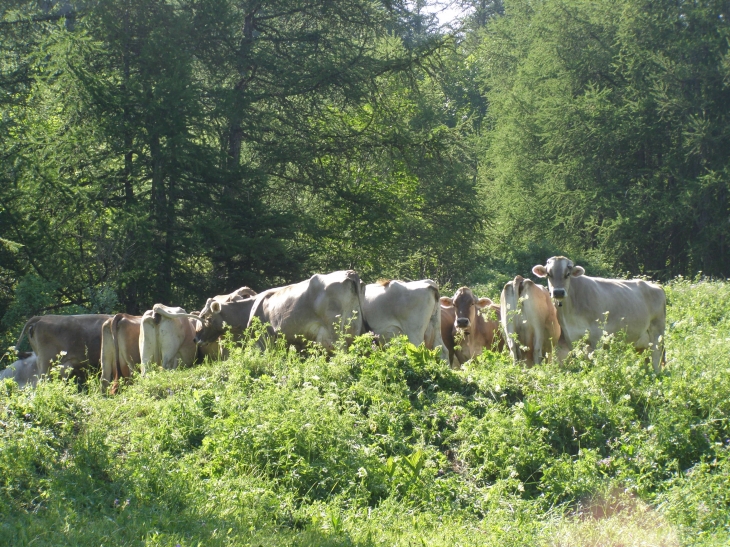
left=1, top=256, right=667, bottom=392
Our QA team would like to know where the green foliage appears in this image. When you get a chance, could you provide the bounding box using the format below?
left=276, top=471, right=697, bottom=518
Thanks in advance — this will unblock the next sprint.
left=0, top=0, right=486, bottom=344
left=478, top=0, right=730, bottom=279
left=658, top=448, right=730, bottom=543
left=1, top=274, right=60, bottom=354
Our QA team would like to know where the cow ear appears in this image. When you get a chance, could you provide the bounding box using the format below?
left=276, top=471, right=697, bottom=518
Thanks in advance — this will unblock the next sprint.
left=476, top=297, right=493, bottom=309
left=440, top=297, right=453, bottom=308
left=211, top=301, right=222, bottom=314
left=532, top=265, right=548, bottom=278
left=572, top=266, right=585, bottom=277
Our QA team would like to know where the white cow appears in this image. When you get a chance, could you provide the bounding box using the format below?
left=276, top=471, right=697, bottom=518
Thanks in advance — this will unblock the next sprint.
left=500, top=275, right=561, bottom=366
left=248, top=270, right=364, bottom=351
left=363, top=279, right=448, bottom=361
left=139, top=305, right=197, bottom=373
left=532, top=256, right=666, bottom=371
left=0, top=353, right=39, bottom=388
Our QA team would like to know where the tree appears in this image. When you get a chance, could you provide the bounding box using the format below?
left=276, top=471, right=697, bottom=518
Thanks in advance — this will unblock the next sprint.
left=478, top=0, right=730, bottom=278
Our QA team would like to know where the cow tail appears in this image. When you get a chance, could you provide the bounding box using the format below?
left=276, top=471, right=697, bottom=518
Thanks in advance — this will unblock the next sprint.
left=15, top=317, right=40, bottom=352
left=424, top=283, right=441, bottom=349
left=346, top=270, right=367, bottom=335
left=661, top=295, right=667, bottom=367
left=111, top=314, right=124, bottom=392
left=501, top=280, right=520, bottom=361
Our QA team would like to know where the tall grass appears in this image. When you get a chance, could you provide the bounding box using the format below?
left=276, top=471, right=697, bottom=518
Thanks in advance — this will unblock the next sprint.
left=0, top=279, right=728, bottom=546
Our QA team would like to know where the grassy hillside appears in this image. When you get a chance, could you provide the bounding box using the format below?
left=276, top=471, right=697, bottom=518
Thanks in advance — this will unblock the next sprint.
left=1, top=279, right=729, bottom=546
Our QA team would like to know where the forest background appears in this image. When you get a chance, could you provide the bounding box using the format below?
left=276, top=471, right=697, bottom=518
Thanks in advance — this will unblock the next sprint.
left=1, top=0, right=729, bottom=352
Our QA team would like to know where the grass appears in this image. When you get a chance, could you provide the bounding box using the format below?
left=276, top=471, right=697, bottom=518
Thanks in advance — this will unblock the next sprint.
left=0, top=278, right=729, bottom=546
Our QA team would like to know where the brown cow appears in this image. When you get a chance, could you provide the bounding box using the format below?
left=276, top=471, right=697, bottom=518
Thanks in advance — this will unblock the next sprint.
left=15, top=314, right=112, bottom=379
left=500, top=275, right=561, bottom=366
left=193, top=287, right=257, bottom=345
left=440, top=287, right=504, bottom=368
left=100, top=314, right=142, bottom=393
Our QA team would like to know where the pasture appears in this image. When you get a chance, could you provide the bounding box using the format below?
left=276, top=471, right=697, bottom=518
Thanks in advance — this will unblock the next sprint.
left=0, top=278, right=728, bottom=546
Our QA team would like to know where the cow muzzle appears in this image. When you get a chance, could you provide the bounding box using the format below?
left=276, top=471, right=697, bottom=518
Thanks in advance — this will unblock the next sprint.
left=551, top=288, right=566, bottom=299
left=455, top=318, right=470, bottom=329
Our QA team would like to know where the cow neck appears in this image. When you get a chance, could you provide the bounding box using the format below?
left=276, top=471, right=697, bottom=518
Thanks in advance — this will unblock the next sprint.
left=553, top=275, right=583, bottom=338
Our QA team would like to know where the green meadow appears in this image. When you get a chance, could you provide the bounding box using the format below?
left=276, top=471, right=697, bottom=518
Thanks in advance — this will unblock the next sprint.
left=1, top=278, right=729, bottom=547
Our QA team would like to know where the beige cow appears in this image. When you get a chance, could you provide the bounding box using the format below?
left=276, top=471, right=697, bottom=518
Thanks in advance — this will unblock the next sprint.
left=0, top=352, right=39, bottom=388
left=500, top=276, right=561, bottom=366
left=363, top=279, right=448, bottom=361
left=532, top=256, right=666, bottom=371
left=248, top=270, right=364, bottom=351
left=139, top=305, right=197, bottom=373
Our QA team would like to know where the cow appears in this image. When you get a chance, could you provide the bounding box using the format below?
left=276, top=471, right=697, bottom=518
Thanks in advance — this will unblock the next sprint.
left=15, top=314, right=112, bottom=379
left=248, top=270, right=364, bottom=351
left=186, top=310, right=238, bottom=362
left=139, top=305, right=197, bottom=373
left=440, top=287, right=504, bottom=368
left=0, top=352, right=39, bottom=388
left=193, top=287, right=258, bottom=346
left=362, top=279, right=448, bottom=361
left=532, top=256, right=666, bottom=372
left=500, top=275, right=561, bottom=366
left=146, top=288, right=259, bottom=358
left=215, top=286, right=258, bottom=303
left=100, top=314, right=142, bottom=393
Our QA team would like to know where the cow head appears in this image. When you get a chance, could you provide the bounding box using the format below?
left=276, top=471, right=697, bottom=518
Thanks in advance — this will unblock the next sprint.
left=231, top=286, right=257, bottom=300
left=440, top=287, right=493, bottom=334
left=193, top=299, right=226, bottom=345
left=532, top=256, right=585, bottom=301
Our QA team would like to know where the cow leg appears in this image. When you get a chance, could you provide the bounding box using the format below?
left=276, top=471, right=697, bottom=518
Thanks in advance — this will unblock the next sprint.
left=587, top=326, right=605, bottom=352
left=648, top=315, right=665, bottom=374
left=35, top=350, right=53, bottom=379
left=162, top=344, right=180, bottom=369
left=101, top=322, right=115, bottom=393
left=139, top=318, right=157, bottom=375
left=634, top=328, right=663, bottom=374
left=533, top=332, right=544, bottom=366
left=177, top=342, right=196, bottom=369
left=649, top=339, right=664, bottom=373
